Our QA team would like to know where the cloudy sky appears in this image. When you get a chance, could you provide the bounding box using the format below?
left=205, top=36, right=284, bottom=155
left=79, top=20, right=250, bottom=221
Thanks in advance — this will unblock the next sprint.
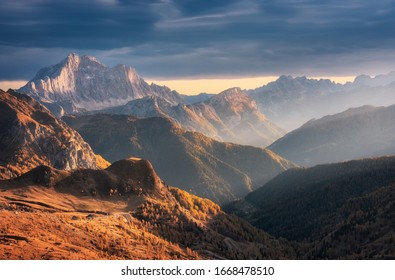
left=1, top=0, right=395, bottom=93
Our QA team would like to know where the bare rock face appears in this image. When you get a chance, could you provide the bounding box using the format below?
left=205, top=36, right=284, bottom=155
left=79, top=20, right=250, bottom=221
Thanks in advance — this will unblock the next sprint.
left=0, top=89, right=99, bottom=179
left=18, top=53, right=183, bottom=116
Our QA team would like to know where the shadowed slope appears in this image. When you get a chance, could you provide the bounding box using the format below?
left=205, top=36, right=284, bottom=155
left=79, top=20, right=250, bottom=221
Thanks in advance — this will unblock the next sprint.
left=226, top=156, right=395, bottom=259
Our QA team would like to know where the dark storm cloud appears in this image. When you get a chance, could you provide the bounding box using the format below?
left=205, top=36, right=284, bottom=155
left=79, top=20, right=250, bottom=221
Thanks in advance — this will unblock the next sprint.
left=0, top=0, right=159, bottom=49
left=1, top=0, right=395, bottom=80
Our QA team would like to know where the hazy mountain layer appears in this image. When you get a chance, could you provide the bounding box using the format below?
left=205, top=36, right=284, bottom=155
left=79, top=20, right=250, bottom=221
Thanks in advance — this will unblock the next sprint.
left=226, top=156, right=395, bottom=259
left=0, top=158, right=294, bottom=260
left=0, top=90, right=101, bottom=179
left=268, top=104, right=395, bottom=166
left=101, top=88, right=285, bottom=147
left=18, top=53, right=183, bottom=116
left=247, top=73, right=395, bottom=131
left=64, top=114, right=295, bottom=204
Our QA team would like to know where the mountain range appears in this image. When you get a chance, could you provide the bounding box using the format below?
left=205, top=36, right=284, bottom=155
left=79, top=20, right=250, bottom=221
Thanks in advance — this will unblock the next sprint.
left=15, top=53, right=395, bottom=137
left=18, top=54, right=285, bottom=147
left=268, top=104, right=395, bottom=166
left=64, top=114, right=294, bottom=204
left=0, top=91, right=294, bottom=259
left=247, top=73, right=395, bottom=130
left=1, top=53, right=395, bottom=260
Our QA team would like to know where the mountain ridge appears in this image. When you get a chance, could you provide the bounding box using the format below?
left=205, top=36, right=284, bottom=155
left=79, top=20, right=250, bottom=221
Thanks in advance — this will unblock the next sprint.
left=64, top=113, right=295, bottom=204
left=268, top=104, right=395, bottom=166
left=247, top=73, right=395, bottom=130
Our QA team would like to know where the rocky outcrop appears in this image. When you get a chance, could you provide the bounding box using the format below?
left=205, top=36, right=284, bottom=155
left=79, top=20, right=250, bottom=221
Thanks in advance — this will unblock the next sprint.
left=0, top=89, right=99, bottom=179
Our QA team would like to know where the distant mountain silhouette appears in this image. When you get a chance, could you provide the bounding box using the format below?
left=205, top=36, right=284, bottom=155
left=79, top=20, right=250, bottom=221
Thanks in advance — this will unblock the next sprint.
left=268, top=104, right=395, bottom=166
left=247, top=73, right=395, bottom=130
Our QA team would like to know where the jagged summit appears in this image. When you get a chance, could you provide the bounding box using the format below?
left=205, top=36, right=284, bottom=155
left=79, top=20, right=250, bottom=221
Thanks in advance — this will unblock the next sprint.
left=32, top=53, right=105, bottom=82
left=208, top=87, right=246, bottom=105
left=19, top=53, right=183, bottom=116
left=218, top=87, right=242, bottom=94
left=64, top=52, right=105, bottom=66
left=205, top=87, right=260, bottom=116
left=353, top=71, right=395, bottom=87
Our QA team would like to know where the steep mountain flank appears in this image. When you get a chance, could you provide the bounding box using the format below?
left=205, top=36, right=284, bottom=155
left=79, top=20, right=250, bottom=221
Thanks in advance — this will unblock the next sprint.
left=0, top=90, right=100, bottom=179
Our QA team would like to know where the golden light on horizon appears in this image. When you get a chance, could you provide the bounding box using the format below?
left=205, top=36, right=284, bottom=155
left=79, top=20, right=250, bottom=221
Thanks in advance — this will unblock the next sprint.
left=147, top=76, right=356, bottom=95
left=0, top=80, right=28, bottom=91
left=1, top=76, right=356, bottom=96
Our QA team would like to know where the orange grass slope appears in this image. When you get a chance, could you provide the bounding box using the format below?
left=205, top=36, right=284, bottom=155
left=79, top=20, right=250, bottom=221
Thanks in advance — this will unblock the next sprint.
left=0, top=158, right=295, bottom=260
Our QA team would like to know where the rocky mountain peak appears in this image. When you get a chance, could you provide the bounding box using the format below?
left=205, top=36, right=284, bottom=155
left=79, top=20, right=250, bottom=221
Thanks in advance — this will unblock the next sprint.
left=205, top=87, right=258, bottom=114
left=18, top=54, right=183, bottom=116
left=62, top=53, right=105, bottom=68
left=64, top=53, right=81, bottom=69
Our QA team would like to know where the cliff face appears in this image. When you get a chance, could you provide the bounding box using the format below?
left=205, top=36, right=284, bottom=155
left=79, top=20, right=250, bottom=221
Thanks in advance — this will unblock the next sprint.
left=0, top=89, right=99, bottom=179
